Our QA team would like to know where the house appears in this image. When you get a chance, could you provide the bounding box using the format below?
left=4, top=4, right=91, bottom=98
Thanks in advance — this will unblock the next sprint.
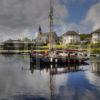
left=62, top=31, right=80, bottom=45
left=91, top=29, right=100, bottom=43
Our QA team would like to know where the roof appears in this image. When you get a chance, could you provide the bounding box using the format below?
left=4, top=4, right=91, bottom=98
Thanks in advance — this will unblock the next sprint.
left=63, top=31, right=79, bottom=36
left=4, top=39, right=21, bottom=43
left=91, top=29, right=100, bottom=34
left=3, top=40, right=34, bottom=44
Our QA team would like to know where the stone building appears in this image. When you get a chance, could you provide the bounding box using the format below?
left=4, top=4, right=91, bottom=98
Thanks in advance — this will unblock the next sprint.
left=35, top=26, right=58, bottom=45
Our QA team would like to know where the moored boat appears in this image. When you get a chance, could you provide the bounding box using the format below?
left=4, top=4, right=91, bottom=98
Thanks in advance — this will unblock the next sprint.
left=30, top=50, right=89, bottom=65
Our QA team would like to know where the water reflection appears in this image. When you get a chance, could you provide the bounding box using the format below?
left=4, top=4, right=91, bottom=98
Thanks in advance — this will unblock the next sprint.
left=55, top=72, right=100, bottom=100
left=29, top=62, right=89, bottom=75
left=91, top=58, right=100, bottom=74
left=29, top=62, right=87, bottom=100
left=0, top=54, right=100, bottom=100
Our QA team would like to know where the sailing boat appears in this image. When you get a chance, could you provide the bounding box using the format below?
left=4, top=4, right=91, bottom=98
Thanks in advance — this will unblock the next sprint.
left=30, top=0, right=88, bottom=65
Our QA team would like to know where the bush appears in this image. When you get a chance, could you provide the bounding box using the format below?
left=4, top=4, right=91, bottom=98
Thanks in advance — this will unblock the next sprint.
left=90, top=43, right=100, bottom=48
left=90, top=48, right=100, bottom=54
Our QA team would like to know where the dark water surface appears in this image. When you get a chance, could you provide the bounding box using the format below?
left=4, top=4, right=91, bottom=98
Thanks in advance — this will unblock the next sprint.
left=0, top=54, right=100, bottom=100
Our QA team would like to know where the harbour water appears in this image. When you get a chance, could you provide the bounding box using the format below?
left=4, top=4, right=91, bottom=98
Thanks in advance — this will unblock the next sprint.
left=0, top=54, right=100, bottom=100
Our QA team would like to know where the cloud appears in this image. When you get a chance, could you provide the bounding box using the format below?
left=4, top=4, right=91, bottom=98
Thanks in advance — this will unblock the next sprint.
left=61, top=0, right=85, bottom=4
left=85, top=2, right=100, bottom=31
left=59, top=2, right=100, bottom=34
left=1, top=0, right=100, bottom=41
left=0, top=26, right=32, bottom=42
left=55, top=22, right=92, bottom=35
left=0, top=0, right=68, bottom=41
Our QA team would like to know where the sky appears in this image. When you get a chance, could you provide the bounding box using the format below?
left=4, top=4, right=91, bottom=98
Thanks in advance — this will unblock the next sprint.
left=0, top=0, right=100, bottom=41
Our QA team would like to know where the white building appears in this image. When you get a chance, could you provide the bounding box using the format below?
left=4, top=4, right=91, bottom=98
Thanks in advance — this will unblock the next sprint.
left=91, top=29, right=100, bottom=43
left=62, top=31, right=80, bottom=45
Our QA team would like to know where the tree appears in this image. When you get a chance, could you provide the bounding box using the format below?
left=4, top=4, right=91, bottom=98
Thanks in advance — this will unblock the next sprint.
left=80, top=34, right=91, bottom=41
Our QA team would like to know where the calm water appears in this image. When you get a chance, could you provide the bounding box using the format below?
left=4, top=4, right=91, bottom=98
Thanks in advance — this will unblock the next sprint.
left=0, top=54, right=100, bottom=100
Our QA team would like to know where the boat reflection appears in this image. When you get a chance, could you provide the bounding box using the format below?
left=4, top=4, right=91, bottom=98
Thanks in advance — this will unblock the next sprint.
left=29, top=62, right=89, bottom=75
left=91, top=58, right=100, bottom=74
left=29, top=62, right=89, bottom=100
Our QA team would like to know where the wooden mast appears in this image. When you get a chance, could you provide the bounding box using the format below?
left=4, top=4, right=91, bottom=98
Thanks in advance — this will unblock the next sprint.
left=49, top=0, right=54, bottom=50
left=49, top=1, right=55, bottom=99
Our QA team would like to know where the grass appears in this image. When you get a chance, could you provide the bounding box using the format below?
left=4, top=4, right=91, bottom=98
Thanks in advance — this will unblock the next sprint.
left=0, top=49, right=49, bottom=53
left=38, top=44, right=80, bottom=49
left=0, top=44, right=100, bottom=54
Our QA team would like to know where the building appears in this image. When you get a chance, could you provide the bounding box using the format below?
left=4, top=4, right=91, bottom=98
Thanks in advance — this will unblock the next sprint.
left=62, top=31, right=80, bottom=45
left=35, top=26, right=58, bottom=45
left=36, top=33, right=49, bottom=45
left=91, top=29, right=100, bottom=43
left=36, top=32, right=58, bottom=46
left=2, top=39, right=33, bottom=50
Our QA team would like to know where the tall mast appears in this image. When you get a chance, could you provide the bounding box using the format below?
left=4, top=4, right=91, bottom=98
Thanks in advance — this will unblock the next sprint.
left=49, top=0, right=54, bottom=50
left=49, top=0, right=54, bottom=33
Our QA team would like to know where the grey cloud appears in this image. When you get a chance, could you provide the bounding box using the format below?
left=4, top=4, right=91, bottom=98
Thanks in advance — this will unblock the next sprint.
left=0, top=0, right=68, bottom=41
left=0, top=0, right=67, bottom=29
